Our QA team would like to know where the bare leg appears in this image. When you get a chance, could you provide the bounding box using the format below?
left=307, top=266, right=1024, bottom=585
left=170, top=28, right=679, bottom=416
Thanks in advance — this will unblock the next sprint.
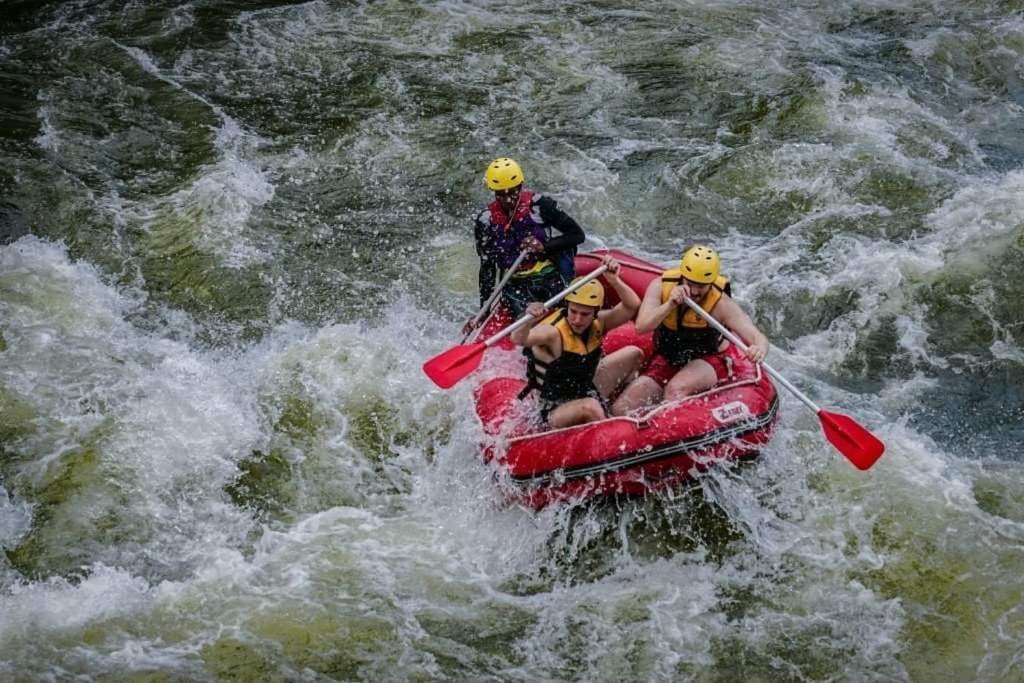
left=594, top=345, right=644, bottom=400
left=610, top=375, right=663, bottom=416
left=548, top=397, right=606, bottom=429
left=663, top=359, right=717, bottom=402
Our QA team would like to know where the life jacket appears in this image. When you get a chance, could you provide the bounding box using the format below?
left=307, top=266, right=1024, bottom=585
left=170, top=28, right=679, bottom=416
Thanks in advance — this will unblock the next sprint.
left=653, top=269, right=732, bottom=366
left=483, top=190, right=554, bottom=273
left=517, top=309, right=604, bottom=402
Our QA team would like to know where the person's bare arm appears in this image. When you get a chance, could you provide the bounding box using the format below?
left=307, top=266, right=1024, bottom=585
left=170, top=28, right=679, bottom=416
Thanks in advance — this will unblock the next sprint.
left=634, top=278, right=674, bottom=333
left=510, top=302, right=560, bottom=352
left=715, top=296, right=769, bottom=363
left=598, top=258, right=642, bottom=331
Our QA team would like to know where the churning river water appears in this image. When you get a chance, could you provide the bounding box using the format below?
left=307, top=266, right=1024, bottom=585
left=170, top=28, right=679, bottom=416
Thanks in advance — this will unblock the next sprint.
left=2, top=1, right=1023, bottom=680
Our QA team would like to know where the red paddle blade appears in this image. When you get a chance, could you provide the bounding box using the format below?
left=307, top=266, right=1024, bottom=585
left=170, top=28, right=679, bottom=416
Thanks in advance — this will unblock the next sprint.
left=819, top=409, right=885, bottom=470
left=422, top=342, right=486, bottom=389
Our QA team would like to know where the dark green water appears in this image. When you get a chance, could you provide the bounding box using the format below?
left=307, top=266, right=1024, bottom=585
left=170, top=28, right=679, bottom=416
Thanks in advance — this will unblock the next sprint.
left=2, top=1, right=1023, bottom=680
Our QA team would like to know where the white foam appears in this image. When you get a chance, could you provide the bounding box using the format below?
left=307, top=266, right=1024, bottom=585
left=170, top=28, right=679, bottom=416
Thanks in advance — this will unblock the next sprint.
left=33, top=105, right=60, bottom=152
left=114, top=42, right=274, bottom=268
left=0, top=487, right=32, bottom=548
left=0, top=565, right=153, bottom=641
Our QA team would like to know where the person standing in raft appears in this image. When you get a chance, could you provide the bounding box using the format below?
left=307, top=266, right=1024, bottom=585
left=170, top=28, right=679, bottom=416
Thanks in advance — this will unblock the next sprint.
left=511, top=256, right=644, bottom=429
left=464, top=157, right=586, bottom=331
left=611, top=245, right=769, bottom=415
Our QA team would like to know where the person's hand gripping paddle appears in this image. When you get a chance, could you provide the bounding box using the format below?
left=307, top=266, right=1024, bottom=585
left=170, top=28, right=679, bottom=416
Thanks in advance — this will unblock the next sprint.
left=683, top=295, right=885, bottom=470
left=424, top=267, right=609, bottom=390
left=461, top=250, right=529, bottom=343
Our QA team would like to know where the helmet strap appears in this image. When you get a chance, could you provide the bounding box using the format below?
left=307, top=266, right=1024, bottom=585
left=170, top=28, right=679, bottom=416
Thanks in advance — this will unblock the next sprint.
left=501, top=189, right=522, bottom=235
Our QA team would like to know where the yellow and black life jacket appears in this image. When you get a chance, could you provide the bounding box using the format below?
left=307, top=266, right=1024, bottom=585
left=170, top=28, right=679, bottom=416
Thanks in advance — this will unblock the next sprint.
left=518, top=309, right=604, bottom=402
left=653, top=269, right=732, bottom=366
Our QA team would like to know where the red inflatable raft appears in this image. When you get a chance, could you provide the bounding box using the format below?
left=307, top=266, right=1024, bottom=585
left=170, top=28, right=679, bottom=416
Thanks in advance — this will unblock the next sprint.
left=470, top=250, right=779, bottom=509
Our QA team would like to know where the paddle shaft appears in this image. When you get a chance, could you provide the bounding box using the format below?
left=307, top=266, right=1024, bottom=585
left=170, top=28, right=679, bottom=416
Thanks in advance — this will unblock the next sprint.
left=464, top=250, right=530, bottom=343
left=483, top=265, right=610, bottom=348
left=682, top=296, right=821, bottom=414
left=466, top=306, right=500, bottom=344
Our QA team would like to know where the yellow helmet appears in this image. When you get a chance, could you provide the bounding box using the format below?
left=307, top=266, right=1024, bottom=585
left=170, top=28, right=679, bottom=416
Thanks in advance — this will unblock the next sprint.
left=680, top=245, right=720, bottom=284
left=564, top=278, right=605, bottom=308
left=484, top=157, right=524, bottom=191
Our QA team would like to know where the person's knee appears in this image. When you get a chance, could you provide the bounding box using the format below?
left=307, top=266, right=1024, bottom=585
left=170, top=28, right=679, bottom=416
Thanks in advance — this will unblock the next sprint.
left=609, top=398, right=632, bottom=417
left=663, top=384, right=695, bottom=402
left=611, top=377, right=661, bottom=415
left=583, top=399, right=606, bottom=423
left=548, top=398, right=605, bottom=428
left=600, top=346, right=646, bottom=393
left=664, top=376, right=712, bottom=402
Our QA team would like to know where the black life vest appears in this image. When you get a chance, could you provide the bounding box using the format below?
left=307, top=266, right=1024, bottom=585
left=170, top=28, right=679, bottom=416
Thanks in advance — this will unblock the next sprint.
left=518, top=309, right=604, bottom=402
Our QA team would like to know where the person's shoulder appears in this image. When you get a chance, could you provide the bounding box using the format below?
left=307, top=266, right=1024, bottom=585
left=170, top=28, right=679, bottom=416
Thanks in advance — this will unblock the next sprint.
left=715, top=293, right=745, bottom=320
left=530, top=192, right=557, bottom=208
left=475, top=206, right=493, bottom=224
left=537, top=320, right=562, bottom=342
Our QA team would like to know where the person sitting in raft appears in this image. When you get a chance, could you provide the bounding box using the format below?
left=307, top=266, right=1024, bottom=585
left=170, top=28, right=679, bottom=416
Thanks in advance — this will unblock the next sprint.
left=511, top=256, right=644, bottom=429
left=610, top=245, right=769, bottom=415
left=464, top=157, right=586, bottom=331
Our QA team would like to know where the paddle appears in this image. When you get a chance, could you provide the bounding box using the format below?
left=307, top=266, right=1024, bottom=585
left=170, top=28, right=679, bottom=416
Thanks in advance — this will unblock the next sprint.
left=682, top=296, right=885, bottom=470
left=462, top=250, right=530, bottom=343
left=424, top=266, right=609, bottom=389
